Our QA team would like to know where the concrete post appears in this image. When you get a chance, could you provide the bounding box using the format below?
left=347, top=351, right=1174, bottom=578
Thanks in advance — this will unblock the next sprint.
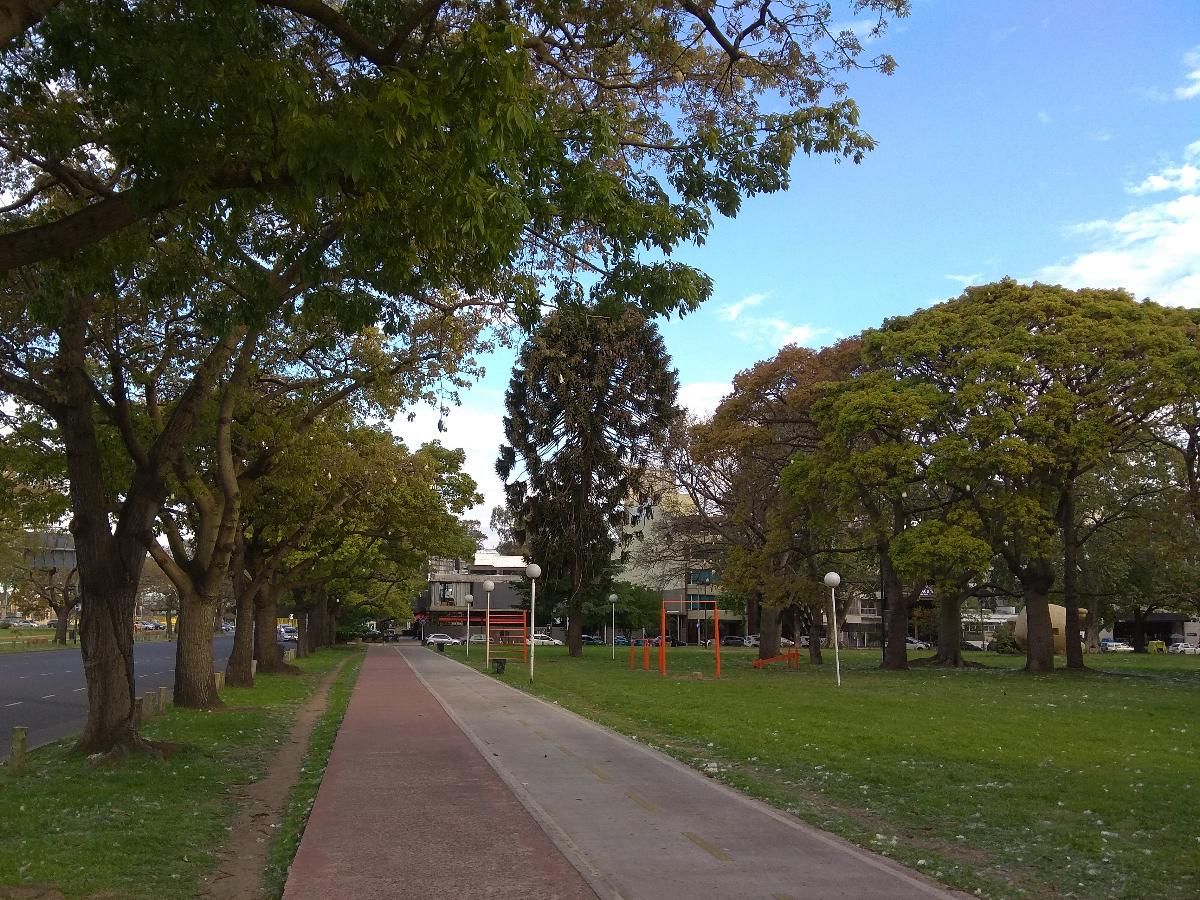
left=10, top=726, right=28, bottom=771
left=158, top=686, right=169, bottom=711
left=214, top=671, right=225, bottom=690
left=143, top=692, right=158, bottom=718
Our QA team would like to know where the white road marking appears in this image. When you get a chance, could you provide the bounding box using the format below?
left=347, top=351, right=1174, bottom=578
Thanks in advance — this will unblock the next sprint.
left=39, top=673, right=51, bottom=676
left=73, top=687, right=86, bottom=692
left=41, top=694, right=55, bottom=699
left=3, top=701, right=21, bottom=707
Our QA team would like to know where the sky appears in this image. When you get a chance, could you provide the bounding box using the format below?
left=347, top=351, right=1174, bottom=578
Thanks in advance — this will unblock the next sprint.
left=395, top=0, right=1200, bottom=539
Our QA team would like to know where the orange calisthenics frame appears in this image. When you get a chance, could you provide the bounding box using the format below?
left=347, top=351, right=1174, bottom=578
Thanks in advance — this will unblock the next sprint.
left=655, top=598, right=722, bottom=679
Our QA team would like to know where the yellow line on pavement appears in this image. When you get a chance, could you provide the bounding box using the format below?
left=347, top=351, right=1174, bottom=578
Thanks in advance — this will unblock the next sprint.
left=624, top=790, right=657, bottom=813
left=682, top=831, right=731, bottom=862
left=585, top=765, right=610, bottom=782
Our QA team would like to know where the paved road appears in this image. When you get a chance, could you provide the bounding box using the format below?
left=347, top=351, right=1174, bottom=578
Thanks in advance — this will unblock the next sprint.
left=0, top=636, right=234, bottom=759
left=402, top=645, right=968, bottom=900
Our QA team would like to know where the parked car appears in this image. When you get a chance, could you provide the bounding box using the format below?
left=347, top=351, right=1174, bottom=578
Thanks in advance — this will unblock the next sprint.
left=780, top=637, right=796, bottom=647
left=220, top=622, right=235, bottom=633
left=425, top=633, right=461, bottom=646
left=613, top=634, right=630, bottom=646
left=580, top=634, right=604, bottom=645
left=277, top=625, right=298, bottom=642
left=1167, top=642, right=1200, bottom=655
left=906, top=636, right=932, bottom=650
left=721, top=635, right=749, bottom=647
left=961, top=639, right=987, bottom=651
left=527, top=633, right=562, bottom=646
left=746, top=634, right=760, bottom=647
left=1101, top=640, right=1135, bottom=653
left=468, top=633, right=487, bottom=644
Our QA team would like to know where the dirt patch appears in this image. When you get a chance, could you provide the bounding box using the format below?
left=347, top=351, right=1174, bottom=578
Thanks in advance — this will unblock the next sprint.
left=198, top=662, right=347, bottom=899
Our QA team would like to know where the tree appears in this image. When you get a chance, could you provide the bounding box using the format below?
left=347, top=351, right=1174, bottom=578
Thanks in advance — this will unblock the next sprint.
left=498, top=306, right=679, bottom=656
left=2, top=0, right=909, bottom=755
left=1, top=2, right=905, bottom=275
left=865, top=280, right=1189, bottom=672
left=488, top=505, right=524, bottom=555
left=694, top=341, right=862, bottom=660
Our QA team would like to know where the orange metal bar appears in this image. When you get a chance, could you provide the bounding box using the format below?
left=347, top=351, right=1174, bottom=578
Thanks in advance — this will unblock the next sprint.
left=659, top=604, right=667, bottom=676
left=642, top=640, right=649, bottom=671
left=714, top=604, right=721, bottom=679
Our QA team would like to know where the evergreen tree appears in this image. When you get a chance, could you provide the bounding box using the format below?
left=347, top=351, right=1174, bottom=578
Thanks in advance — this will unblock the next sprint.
left=497, top=306, right=678, bottom=656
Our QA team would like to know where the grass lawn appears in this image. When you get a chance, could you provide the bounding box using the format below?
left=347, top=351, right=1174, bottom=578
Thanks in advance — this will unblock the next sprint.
left=445, top=644, right=1199, bottom=900
left=0, top=628, right=170, bottom=652
left=0, top=646, right=363, bottom=899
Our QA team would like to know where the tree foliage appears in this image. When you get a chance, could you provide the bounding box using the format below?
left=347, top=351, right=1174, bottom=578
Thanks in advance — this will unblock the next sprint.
left=498, top=305, right=679, bottom=655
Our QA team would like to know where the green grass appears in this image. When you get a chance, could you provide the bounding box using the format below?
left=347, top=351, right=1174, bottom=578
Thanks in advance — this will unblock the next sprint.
left=264, top=652, right=363, bottom=898
left=0, top=646, right=363, bottom=899
left=0, top=628, right=170, bottom=652
left=445, top=644, right=1200, bottom=900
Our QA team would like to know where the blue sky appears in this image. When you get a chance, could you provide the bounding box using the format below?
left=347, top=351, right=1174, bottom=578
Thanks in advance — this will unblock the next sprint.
left=397, top=0, right=1200, bottom=534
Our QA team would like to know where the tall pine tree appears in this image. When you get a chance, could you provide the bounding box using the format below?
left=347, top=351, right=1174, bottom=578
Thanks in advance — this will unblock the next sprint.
left=498, top=306, right=678, bottom=656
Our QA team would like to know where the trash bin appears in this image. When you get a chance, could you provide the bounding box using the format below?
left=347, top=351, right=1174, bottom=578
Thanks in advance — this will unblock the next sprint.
left=492, top=658, right=507, bottom=675
left=437, top=642, right=446, bottom=653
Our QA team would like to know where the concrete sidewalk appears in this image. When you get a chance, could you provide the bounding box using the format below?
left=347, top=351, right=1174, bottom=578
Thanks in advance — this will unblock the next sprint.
left=285, top=644, right=966, bottom=900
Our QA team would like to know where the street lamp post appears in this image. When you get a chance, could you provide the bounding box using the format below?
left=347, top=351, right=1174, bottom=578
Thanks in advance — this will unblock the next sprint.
left=464, top=594, right=473, bottom=659
left=824, top=572, right=842, bottom=687
left=483, top=580, right=495, bottom=670
left=609, top=593, right=618, bottom=660
left=526, top=563, right=541, bottom=682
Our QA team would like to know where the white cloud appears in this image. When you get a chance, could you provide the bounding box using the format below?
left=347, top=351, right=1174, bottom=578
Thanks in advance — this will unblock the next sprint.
left=678, top=381, right=731, bottom=420
left=1038, top=140, right=1200, bottom=307
left=1037, top=110, right=1052, bottom=124
left=392, top=399, right=507, bottom=541
left=1128, top=164, right=1200, bottom=195
left=729, top=316, right=830, bottom=349
left=1175, top=46, right=1200, bottom=100
left=944, top=273, right=981, bottom=288
left=718, top=292, right=766, bottom=321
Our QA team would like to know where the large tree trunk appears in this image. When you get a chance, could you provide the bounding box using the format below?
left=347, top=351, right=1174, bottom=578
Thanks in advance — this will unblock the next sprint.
left=76, top=576, right=142, bottom=753
left=1021, top=565, right=1055, bottom=673
left=254, top=587, right=284, bottom=673
left=226, top=583, right=257, bottom=687
left=1131, top=609, right=1147, bottom=652
left=807, top=604, right=824, bottom=664
left=325, top=598, right=338, bottom=646
left=758, top=604, right=781, bottom=658
left=745, top=591, right=761, bottom=638
left=61, top=314, right=152, bottom=754
left=308, top=597, right=327, bottom=650
left=296, top=609, right=310, bottom=658
left=1059, top=486, right=1086, bottom=670
left=174, top=590, right=222, bottom=708
left=1085, top=612, right=1101, bottom=653
left=567, top=600, right=583, bottom=657
left=52, top=602, right=71, bottom=645
left=932, top=591, right=966, bottom=666
left=880, top=549, right=909, bottom=671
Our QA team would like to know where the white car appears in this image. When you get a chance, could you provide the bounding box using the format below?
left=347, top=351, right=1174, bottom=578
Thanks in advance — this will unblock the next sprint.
left=468, top=633, right=487, bottom=644
left=1101, top=641, right=1135, bottom=653
left=526, top=633, right=562, bottom=646
left=1167, top=642, right=1200, bottom=655
left=425, top=633, right=461, bottom=646
left=906, top=636, right=932, bottom=650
